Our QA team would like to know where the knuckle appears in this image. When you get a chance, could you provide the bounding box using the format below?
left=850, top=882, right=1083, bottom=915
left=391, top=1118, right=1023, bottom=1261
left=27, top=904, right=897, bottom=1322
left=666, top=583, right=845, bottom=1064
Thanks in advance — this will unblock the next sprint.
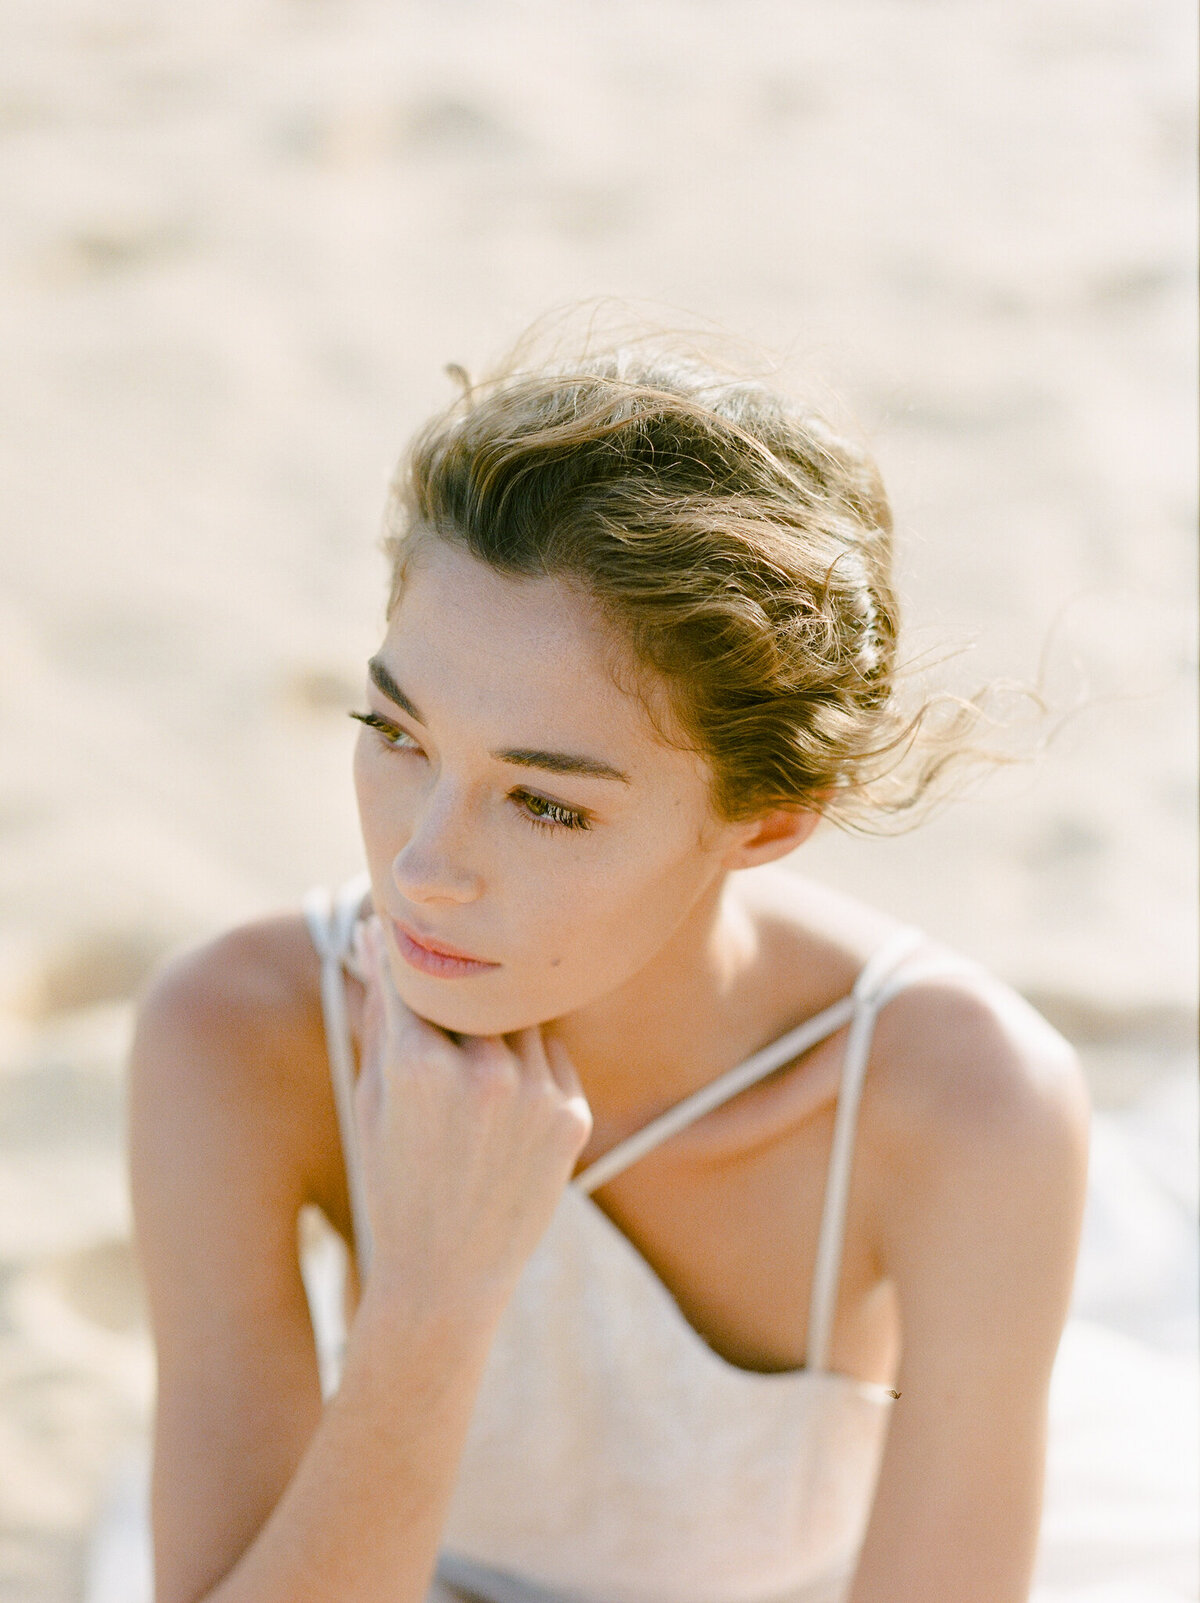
left=468, top=1038, right=508, bottom=1069
left=387, top=1039, right=453, bottom=1084
left=468, top=1042, right=518, bottom=1095
left=421, top=1040, right=460, bottom=1075
left=545, top=1037, right=569, bottom=1069
left=554, top=1095, right=592, bottom=1144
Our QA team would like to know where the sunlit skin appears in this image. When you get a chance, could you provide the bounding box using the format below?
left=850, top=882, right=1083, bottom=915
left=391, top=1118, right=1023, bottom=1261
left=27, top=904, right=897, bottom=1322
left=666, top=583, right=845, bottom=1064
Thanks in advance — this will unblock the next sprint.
left=353, top=535, right=822, bottom=1125
left=129, top=531, right=1090, bottom=1603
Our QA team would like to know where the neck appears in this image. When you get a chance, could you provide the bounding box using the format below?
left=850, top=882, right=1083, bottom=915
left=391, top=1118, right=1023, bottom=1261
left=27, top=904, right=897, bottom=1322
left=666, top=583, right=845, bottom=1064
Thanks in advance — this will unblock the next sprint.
left=546, top=873, right=761, bottom=1137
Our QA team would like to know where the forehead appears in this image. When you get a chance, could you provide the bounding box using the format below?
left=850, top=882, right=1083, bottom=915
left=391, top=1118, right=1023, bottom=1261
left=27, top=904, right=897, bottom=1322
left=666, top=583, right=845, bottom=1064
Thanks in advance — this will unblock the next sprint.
left=383, top=538, right=684, bottom=763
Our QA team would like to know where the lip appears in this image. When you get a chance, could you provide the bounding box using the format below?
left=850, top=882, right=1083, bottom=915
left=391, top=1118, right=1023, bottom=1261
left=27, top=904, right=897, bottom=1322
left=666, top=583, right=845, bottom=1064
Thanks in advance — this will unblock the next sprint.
left=390, top=918, right=501, bottom=979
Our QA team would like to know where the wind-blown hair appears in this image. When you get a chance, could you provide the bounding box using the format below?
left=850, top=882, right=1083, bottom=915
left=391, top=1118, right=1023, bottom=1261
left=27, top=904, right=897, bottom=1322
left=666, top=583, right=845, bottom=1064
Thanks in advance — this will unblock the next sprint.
left=384, top=346, right=980, bottom=829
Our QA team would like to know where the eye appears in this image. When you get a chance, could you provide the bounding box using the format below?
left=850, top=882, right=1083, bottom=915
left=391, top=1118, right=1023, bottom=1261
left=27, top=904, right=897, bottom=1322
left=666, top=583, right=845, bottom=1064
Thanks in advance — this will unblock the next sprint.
left=513, top=790, right=591, bottom=832
left=349, top=710, right=423, bottom=754
left=351, top=712, right=589, bottom=830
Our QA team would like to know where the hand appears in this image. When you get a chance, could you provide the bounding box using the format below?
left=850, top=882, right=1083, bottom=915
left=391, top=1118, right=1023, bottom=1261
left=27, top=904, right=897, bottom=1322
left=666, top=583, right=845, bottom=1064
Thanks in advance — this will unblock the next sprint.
left=353, top=918, right=592, bottom=1321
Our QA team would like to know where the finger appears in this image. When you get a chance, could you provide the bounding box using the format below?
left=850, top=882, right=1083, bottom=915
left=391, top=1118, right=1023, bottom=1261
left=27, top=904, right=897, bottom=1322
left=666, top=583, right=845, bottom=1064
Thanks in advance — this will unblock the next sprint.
left=363, top=918, right=458, bottom=1053
left=355, top=1035, right=384, bottom=1127
left=363, top=920, right=419, bottom=1036
left=543, top=1033, right=586, bottom=1101
left=350, top=914, right=376, bottom=984
left=458, top=1033, right=520, bottom=1088
left=362, top=920, right=405, bottom=1034
left=548, top=1037, right=592, bottom=1144
left=359, top=965, right=385, bottom=1063
left=505, top=1025, right=551, bottom=1083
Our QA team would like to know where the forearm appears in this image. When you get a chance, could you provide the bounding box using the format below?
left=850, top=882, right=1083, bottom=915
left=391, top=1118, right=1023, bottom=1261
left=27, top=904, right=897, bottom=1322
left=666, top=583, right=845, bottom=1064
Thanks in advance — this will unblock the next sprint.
left=196, top=1288, right=501, bottom=1603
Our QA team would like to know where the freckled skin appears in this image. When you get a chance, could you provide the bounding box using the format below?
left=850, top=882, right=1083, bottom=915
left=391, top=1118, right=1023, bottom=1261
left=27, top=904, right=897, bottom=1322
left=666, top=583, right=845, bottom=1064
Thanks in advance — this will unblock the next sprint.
left=131, top=534, right=1090, bottom=1603
left=353, top=539, right=785, bottom=1050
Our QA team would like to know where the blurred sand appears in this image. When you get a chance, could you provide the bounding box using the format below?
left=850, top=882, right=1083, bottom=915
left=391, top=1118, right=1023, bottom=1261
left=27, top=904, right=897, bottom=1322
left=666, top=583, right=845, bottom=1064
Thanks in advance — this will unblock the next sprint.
left=0, top=2, right=1195, bottom=1597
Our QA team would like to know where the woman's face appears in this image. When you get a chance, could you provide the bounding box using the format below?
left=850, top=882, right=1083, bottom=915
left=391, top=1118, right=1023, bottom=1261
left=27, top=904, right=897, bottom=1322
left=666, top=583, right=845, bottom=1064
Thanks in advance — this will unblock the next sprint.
left=353, top=537, right=749, bottom=1036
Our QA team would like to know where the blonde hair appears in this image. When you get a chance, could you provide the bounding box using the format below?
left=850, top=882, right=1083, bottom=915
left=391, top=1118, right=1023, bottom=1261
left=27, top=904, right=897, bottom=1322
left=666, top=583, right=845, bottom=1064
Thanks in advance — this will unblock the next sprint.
left=384, top=344, right=985, bottom=829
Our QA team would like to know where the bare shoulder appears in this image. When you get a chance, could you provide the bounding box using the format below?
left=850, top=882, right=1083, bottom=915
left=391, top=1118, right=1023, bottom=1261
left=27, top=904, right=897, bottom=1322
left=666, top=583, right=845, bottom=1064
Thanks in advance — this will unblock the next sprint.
left=862, top=958, right=1091, bottom=1356
left=742, top=868, right=1090, bottom=1403
left=130, top=910, right=344, bottom=1228
left=867, top=959, right=1090, bottom=1174
left=740, top=867, right=1089, bottom=1158
left=134, top=911, right=323, bottom=1064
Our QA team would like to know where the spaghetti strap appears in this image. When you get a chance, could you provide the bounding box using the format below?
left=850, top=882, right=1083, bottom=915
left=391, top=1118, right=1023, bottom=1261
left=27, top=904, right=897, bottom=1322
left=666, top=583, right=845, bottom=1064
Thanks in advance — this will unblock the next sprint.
left=803, top=931, right=981, bottom=1370
left=573, top=928, right=950, bottom=1203
left=304, top=882, right=975, bottom=1352
left=574, top=992, right=858, bottom=1196
left=303, top=874, right=374, bottom=1274
left=297, top=882, right=920, bottom=1599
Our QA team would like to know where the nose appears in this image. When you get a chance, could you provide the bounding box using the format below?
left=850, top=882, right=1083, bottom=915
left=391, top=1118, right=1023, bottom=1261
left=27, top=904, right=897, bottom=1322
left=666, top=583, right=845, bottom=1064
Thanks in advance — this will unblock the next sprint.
left=390, top=787, right=483, bottom=908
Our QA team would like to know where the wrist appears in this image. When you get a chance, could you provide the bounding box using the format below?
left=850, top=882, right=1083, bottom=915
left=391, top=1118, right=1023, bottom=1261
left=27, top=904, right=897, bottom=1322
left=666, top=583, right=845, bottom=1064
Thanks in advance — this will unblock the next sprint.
left=353, top=1270, right=508, bottom=1366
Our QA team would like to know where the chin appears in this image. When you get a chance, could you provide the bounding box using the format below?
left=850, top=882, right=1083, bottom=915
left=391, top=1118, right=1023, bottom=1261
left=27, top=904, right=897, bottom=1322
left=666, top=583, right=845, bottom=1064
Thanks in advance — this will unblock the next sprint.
left=393, top=977, right=557, bottom=1039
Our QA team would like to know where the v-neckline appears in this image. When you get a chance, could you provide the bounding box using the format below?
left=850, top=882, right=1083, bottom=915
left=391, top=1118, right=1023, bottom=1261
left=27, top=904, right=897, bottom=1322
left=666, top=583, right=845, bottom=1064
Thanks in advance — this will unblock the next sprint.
left=558, top=1181, right=895, bottom=1401
left=314, top=877, right=921, bottom=1391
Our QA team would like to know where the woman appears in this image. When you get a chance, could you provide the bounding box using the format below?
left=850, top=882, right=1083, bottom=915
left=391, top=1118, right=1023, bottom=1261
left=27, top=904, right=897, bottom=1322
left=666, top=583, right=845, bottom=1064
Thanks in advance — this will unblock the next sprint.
left=130, top=346, right=1089, bottom=1603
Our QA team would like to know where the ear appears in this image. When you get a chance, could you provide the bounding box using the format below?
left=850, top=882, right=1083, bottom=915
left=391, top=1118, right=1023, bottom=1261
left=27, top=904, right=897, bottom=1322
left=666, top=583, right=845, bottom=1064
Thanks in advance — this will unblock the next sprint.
left=723, top=806, right=823, bottom=870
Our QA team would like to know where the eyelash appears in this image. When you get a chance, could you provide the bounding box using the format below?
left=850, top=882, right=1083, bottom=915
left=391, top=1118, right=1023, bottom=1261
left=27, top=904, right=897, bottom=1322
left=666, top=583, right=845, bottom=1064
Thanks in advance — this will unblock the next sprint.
left=349, top=711, right=592, bottom=834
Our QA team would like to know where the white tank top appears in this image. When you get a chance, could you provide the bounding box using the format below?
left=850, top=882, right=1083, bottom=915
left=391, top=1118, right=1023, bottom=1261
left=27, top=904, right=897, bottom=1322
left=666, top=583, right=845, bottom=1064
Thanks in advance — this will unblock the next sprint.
left=304, top=877, right=960, bottom=1603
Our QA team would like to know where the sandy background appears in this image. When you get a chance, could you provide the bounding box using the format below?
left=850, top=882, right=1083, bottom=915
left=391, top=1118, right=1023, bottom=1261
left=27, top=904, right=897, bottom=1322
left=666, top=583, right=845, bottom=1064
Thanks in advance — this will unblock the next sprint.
left=0, top=2, right=1195, bottom=1598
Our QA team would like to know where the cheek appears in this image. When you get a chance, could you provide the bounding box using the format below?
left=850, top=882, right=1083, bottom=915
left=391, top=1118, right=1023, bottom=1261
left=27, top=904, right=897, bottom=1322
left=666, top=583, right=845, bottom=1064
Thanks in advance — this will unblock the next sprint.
left=352, top=744, right=388, bottom=851
left=353, top=740, right=416, bottom=842
left=515, top=831, right=715, bottom=983
left=351, top=738, right=371, bottom=811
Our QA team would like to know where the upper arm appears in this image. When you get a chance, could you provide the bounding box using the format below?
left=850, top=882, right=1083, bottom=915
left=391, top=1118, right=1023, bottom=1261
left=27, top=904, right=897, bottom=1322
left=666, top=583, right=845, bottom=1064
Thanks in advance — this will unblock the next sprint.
left=851, top=981, right=1090, bottom=1603
left=129, top=922, right=335, bottom=1603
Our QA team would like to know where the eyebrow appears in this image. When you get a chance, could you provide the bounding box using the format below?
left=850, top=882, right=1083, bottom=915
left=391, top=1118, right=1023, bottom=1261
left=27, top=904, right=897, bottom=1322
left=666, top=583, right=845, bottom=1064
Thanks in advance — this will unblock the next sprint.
left=367, top=656, right=632, bottom=785
left=368, top=657, right=422, bottom=722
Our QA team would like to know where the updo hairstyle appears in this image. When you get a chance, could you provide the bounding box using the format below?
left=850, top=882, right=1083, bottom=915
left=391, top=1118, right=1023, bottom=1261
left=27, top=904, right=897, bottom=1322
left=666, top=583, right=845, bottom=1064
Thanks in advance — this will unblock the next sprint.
left=384, top=346, right=969, bottom=830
